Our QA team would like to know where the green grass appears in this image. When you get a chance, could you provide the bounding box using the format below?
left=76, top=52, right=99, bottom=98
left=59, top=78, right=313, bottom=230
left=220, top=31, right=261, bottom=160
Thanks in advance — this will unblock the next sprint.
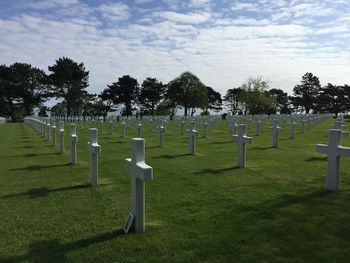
left=1, top=118, right=350, bottom=262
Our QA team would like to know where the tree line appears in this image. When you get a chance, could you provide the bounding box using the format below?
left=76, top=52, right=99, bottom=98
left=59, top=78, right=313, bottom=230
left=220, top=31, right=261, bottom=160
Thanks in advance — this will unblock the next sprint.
left=0, top=57, right=349, bottom=121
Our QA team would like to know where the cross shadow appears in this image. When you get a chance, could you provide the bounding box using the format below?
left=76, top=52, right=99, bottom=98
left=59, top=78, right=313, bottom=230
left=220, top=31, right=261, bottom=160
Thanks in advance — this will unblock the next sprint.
left=112, top=141, right=128, bottom=144
left=2, top=184, right=91, bottom=199
left=304, top=156, right=327, bottom=162
left=9, top=163, right=71, bottom=172
left=209, top=141, right=232, bottom=145
left=10, top=152, right=60, bottom=158
left=269, top=190, right=329, bottom=208
left=193, top=166, right=239, bottom=175
left=251, top=146, right=274, bottom=151
left=0, top=229, right=125, bottom=263
left=152, top=153, right=190, bottom=159
left=146, top=145, right=160, bottom=149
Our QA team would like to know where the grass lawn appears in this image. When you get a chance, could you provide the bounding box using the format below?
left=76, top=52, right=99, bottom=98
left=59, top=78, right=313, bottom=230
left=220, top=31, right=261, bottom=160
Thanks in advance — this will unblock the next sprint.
left=1, top=118, right=350, bottom=262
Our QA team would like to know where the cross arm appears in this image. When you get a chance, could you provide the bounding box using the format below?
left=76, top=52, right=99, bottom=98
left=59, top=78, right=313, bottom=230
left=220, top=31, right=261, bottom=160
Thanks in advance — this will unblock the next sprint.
left=88, top=142, right=101, bottom=154
left=339, top=146, right=350, bottom=157
left=316, top=144, right=328, bottom=154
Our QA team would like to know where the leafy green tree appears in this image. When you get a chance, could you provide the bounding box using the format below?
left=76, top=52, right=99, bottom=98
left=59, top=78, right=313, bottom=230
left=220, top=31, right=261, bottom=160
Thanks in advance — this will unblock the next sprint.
left=0, top=63, right=48, bottom=120
left=50, top=102, right=67, bottom=117
left=203, top=86, right=222, bottom=115
left=48, top=57, right=89, bottom=118
left=268, top=88, right=291, bottom=114
left=139, top=77, right=166, bottom=116
left=106, top=75, right=139, bottom=116
left=292, top=72, right=321, bottom=114
left=316, top=83, right=346, bottom=115
left=224, top=87, right=243, bottom=114
left=166, top=71, right=207, bottom=116
left=239, top=77, right=275, bottom=114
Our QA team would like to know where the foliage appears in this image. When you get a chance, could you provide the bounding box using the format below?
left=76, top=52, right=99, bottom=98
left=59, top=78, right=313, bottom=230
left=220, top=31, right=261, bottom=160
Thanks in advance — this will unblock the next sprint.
left=48, top=57, right=89, bottom=117
left=166, top=72, right=207, bottom=116
left=224, top=87, right=243, bottom=114
left=0, top=63, right=48, bottom=121
left=105, top=75, right=139, bottom=116
left=239, top=77, right=275, bottom=115
left=268, top=88, right=291, bottom=114
left=139, top=77, right=166, bottom=116
left=203, top=86, right=222, bottom=115
left=292, top=72, right=321, bottom=114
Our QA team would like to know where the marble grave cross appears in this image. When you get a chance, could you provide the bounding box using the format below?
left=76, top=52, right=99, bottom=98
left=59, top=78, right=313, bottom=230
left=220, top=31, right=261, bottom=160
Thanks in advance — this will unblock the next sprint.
left=316, top=129, right=350, bottom=192
left=232, top=124, right=253, bottom=168
left=125, top=138, right=153, bottom=233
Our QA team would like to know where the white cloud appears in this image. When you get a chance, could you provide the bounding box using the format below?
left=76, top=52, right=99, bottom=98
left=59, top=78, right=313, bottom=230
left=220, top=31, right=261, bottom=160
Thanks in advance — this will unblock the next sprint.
left=0, top=0, right=349, bottom=100
left=153, top=11, right=211, bottom=24
left=97, top=2, right=130, bottom=21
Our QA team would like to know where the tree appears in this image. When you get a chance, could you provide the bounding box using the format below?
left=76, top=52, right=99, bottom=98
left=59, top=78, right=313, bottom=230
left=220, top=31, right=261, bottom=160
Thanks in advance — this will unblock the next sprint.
left=292, top=72, right=321, bottom=114
left=316, top=83, right=346, bottom=115
left=166, top=71, right=207, bottom=116
left=0, top=63, right=48, bottom=121
left=139, top=77, right=166, bottom=116
left=239, top=77, right=275, bottom=114
left=268, top=88, right=291, bottom=114
left=224, top=87, right=243, bottom=114
left=50, top=102, right=67, bottom=117
left=203, top=86, right=222, bottom=115
left=99, top=88, right=118, bottom=118
left=106, top=75, right=139, bottom=116
left=48, top=57, right=89, bottom=118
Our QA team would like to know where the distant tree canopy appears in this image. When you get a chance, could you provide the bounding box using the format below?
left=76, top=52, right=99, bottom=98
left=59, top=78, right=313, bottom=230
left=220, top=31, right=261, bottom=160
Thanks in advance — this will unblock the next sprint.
left=105, top=75, right=139, bottom=116
left=0, top=63, right=48, bottom=121
left=224, top=87, right=243, bottom=115
left=239, top=77, right=275, bottom=115
left=292, top=72, right=321, bottom=114
left=166, top=71, right=207, bottom=116
left=3, top=57, right=350, bottom=120
left=268, top=88, right=291, bottom=114
left=139, top=77, right=166, bottom=116
left=48, top=57, right=89, bottom=117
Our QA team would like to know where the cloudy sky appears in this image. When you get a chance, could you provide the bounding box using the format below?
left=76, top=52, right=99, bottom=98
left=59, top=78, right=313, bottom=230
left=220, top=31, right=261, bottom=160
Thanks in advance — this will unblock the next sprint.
left=0, top=0, right=349, bottom=98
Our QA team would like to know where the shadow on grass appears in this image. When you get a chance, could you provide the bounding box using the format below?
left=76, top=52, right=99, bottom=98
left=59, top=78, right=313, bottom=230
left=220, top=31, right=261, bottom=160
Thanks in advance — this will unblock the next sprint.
left=9, top=163, right=71, bottom=171
left=193, top=166, right=239, bottom=175
left=112, top=141, right=128, bottom=144
left=2, top=184, right=91, bottom=199
left=251, top=146, right=274, bottom=151
left=146, top=145, right=160, bottom=149
left=14, top=145, right=51, bottom=149
left=10, top=152, right=60, bottom=158
left=209, top=141, right=232, bottom=145
left=269, top=190, right=330, bottom=208
left=0, top=229, right=125, bottom=263
left=304, top=156, right=327, bottom=162
left=152, top=153, right=190, bottom=159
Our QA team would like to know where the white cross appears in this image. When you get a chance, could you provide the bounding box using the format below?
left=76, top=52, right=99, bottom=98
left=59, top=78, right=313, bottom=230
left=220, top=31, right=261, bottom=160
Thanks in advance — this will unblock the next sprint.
left=157, top=125, right=165, bottom=147
left=120, top=121, right=126, bottom=138
left=331, top=122, right=348, bottom=138
left=125, top=138, right=153, bottom=233
left=316, top=129, right=350, bottom=192
left=70, top=124, right=78, bottom=165
left=232, top=124, right=253, bottom=168
left=202, top=122, right=208, bottom=138
left=136, top=123, right=142, bottom=137
left=59, top=121, right=64, bottom=154
left=255, top=120, right=262, bottom=136
left=290, top=121, right=297, bottom=139
left=269, top=120, right=283, bottom=148
left=188, top=129, right=198, bottom=155
left=109, top=121, right=113, bottom=135
left=88, top=128, right=101, bottom=186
